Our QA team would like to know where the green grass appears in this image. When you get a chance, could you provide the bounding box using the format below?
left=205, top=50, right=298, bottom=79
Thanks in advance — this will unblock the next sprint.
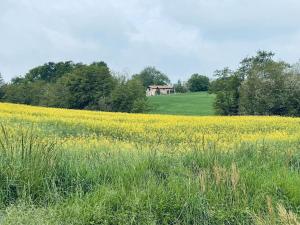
left=1, top=104, right=300, bottom=224
left=1, top=125, right=300, bottom=224
left=148, top=92, right=215, bottom=116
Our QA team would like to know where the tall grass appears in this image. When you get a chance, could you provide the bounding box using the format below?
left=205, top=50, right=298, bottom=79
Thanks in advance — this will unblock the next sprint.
left=0, top=124, right=60, bottom=205
left=0, top=124, right=299, bottom=224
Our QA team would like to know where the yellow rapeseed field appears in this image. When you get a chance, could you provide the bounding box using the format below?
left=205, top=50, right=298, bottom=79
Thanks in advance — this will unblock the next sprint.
left=1, top=102, right=300, bottom=224
left=1, top=102, right=300, bottom=150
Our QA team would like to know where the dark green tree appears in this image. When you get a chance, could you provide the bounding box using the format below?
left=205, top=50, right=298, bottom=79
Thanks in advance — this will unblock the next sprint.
left=211, top=51, right=299, bottom=116
left=3, top=80, right=46, bottom=105
left=133, top=67, right=170, bottom=88
left=0, top=73, right=4, bottom=86
left=39, top=80, right=71, bottom=108
left=174, top=80, right=188, bottom=93
left=2, top=81, right=30, bottom=104
left=211, top=68, right=241, bottom=115
left=239, top=51, right=290, bottom=115
left=111, top=78, right=149, bottom=113
left=24, top=61, right=80, bottom=82
left=285, top=72, right=300, bottom=116
left=1, top=61, right=151, bottom=113
left=187, top=74, right=210, bottom=92
left=0, top=73, right=5, bottom=100
left=61, top=62, right=115, bottom=110
left=2, top=61, right=81, bottom=105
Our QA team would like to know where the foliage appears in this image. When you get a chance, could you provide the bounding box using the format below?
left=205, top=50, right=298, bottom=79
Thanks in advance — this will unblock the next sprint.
left=210, top=68, right=241, bottom=115
left=2, top=80, right=44, bottom=105
left=285, top=73, right=300, bottom=116
left=133, top=66, right=170, bottom=88
left=59, top=63, right=115, bottom=110
left=174, top=80, right=188, bottom=93
left=2, top=50, right=300, bottom=116
left=0, top=73, right=5, bottom=100
left=39, top=80, right=72, bottom=108
left=187, top=74, right=210, bottom=92
left=2, top=61, right=81, bottom=106
left=0, top=73, right=4, bottom=86
left=112, top=78, right=149, bottom=113
left=23, top=61, right=80, bottom=83
left=211, top=51, right=300, bottom=116
left=1, top=61, right=149, bottom=113
left=238, top=52, right=290, bottom=115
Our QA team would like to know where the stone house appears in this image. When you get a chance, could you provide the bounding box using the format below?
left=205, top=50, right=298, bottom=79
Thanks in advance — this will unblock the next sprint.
left=146, top=85, right=174, bottom=96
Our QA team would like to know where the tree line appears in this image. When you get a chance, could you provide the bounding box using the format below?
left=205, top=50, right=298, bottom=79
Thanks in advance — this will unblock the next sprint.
left=209, top=51, right=300, bottom=116
left=1, top=51, right=299, bottom=116
left=173, top=51, right=300, bottom=116
left=0, top=61, right=209, bottom=113
left=0, top=62, right=165, bottom=113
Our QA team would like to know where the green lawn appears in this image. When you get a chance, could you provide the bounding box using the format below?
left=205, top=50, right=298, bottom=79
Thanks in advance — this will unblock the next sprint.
left=148, top=92, right=215, bottom=116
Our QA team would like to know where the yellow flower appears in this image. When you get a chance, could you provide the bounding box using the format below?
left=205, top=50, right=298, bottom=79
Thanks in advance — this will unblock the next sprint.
left=1, top=103, right=299, bottom=151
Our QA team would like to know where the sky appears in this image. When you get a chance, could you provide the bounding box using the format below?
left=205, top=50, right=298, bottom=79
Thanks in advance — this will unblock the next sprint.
left=1, top=0, right=300, bottom=82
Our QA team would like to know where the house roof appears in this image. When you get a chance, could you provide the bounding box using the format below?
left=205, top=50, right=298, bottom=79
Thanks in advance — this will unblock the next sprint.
left=148, top=85, right=173, bottom=89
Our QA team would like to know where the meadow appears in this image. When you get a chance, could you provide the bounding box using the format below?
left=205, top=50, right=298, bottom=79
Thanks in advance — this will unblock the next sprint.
left=0, top=103, right=300, bottom=224
left=148, top=92, right=215, bottom=116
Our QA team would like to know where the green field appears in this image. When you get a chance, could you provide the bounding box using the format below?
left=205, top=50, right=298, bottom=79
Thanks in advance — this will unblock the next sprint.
left=1, top=103, right=300, bottom=224
left=148, top=92, right=215, bottom=116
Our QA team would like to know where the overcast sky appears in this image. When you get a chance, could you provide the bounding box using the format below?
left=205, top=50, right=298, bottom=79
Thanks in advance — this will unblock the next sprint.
left=1, top=0, right=300, bottom=82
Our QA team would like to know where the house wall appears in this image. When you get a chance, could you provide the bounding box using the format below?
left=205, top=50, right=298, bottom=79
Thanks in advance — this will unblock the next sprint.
left=146, top=89, right=157, bottom=96
left=160, top=89, right=170, bottom=95
left=146, top=88, right=173, bottom=96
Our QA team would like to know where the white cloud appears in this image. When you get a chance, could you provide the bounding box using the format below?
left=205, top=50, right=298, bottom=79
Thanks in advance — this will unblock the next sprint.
left=0, top=0, right=300, bottom=82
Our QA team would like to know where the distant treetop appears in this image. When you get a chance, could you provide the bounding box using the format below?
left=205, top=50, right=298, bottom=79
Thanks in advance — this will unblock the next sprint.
left=133, top=66, right=170, bottom=88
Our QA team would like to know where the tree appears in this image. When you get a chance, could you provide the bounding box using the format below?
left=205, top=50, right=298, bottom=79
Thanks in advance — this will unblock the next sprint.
left=0, top=73, right=5, bottom=100
left=285, top=73, right=300, bottom=116
left=238, top=51, right=290, bottom=115
left=211, top=68, right=241, bottom=115
left=133, top=67, right=170, bottom=88
left=111, top=78, right=149, bottom=113
left=187, top=74, right=210, bottom=92
left=0, top=73, right=4, bottom=86
left=2, top=60, right=152, bottom=113
left=211, top=51, right=300, bottom=116
left=39, top=80, right=71, bottom=108
left=2, top=81, right=31, bottom=104
left=2, top=80, right=46, bottom=105
left=24, top=61, right=79, bottom=82
left=174, top=80, right=188, bottom=93
left=1, top=61, right=81, bottom=106
left=61, top=62, right=115, bottom=110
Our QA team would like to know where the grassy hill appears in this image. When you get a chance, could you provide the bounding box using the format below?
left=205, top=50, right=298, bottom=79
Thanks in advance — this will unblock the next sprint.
left=148, top=92, right=215, bottom=116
